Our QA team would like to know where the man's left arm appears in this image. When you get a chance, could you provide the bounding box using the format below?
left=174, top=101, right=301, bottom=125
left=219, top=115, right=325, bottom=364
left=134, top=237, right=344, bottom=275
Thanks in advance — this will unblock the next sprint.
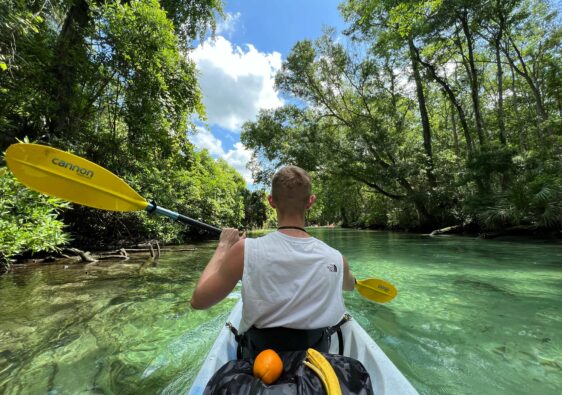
left=342, top=256, right=356, bottom=291
left=190, top=228, right=244, bottom=310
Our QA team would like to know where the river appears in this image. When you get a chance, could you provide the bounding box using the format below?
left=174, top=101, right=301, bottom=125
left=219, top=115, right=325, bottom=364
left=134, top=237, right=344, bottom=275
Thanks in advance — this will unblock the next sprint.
left=0, top=229, right=560, bottom=394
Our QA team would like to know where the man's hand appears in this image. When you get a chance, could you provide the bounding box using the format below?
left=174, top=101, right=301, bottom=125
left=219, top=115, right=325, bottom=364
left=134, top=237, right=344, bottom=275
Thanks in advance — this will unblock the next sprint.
left=342, top=257, right=356, bottom=291
left=218, top=228, right=244, bottom=249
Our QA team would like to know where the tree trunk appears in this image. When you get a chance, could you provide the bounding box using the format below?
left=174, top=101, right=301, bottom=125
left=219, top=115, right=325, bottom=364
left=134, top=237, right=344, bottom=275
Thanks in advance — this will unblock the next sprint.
left=413, top=45, right=475, bottom=153
left=410, top=191, right=435, bottom=229
left=509, top=63, right=527, bottom=151
left=409, top=38, right=437, bottom=187
left=494, top=0, right=508, bottom=146
left=340, top=206, right=350, bottom=227
left=495, top=30, right=507, bottom=146
left=503, top=35, right=551, bottom=136
left=451, top=102, right=460, bottom=156
left=459, top=10, right=486, bottom=148
left=49, top=0, right=90, bottom=139
left=495, top=33, right=511, bottom=191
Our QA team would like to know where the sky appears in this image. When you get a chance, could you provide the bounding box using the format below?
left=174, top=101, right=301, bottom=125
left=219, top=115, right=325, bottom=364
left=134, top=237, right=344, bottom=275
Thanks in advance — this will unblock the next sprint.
left=188, top=0, right=346, bottom=186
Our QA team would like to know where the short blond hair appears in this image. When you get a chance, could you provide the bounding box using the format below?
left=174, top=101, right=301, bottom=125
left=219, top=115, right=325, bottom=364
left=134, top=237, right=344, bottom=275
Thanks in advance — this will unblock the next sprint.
left=271, top=166, right=312, bottom=213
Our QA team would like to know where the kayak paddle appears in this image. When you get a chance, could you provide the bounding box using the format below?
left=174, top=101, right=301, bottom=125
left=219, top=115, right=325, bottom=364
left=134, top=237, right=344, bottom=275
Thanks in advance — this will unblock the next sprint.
left=355, top=278, right=397, bottom=303
left=5, top=143, right=222, bottom=235
left=5, top=143, right=399, bottom=302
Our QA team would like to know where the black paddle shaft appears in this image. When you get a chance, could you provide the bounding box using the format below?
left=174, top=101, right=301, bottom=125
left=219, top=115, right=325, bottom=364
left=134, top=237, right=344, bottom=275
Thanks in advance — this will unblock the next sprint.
left=177, top=214, right=222, bottom=236
left=146, top=203, right=222, bottom=236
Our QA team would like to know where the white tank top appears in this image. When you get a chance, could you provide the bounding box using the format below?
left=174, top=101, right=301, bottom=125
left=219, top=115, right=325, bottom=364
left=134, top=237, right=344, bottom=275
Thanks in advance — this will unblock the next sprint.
left=239, top=231, right=346, bottom=333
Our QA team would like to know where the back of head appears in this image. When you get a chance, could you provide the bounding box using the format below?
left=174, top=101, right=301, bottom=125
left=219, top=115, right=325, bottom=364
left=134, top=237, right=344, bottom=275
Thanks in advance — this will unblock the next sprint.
left=271, top=166, right=312, bottom=215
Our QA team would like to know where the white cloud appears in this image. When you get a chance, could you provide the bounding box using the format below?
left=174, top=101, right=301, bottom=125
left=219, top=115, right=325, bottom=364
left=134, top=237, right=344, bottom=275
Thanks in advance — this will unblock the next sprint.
left=190, top=128, right=253, bottom=183
left=223, top=142, right=253, bottom=183
left=190, top=126, right=224, bottom=156
left=191, top=36, right=283, bottom=131
left=216, top=12, right=241, bottom=37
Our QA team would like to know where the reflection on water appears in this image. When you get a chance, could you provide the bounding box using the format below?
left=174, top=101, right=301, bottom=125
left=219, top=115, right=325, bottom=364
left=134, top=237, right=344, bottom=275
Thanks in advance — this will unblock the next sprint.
left=0, top=231, right=560, bottom=394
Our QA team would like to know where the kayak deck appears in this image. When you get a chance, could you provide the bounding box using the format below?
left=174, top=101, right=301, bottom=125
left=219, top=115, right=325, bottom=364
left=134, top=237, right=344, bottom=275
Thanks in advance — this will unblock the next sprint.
left=188, top=300, right=418, bottom=394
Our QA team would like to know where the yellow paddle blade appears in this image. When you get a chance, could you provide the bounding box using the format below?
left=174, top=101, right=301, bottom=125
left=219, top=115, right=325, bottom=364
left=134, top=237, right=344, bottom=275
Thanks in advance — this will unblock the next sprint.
left=355, top=278, right=397, bottom=303
left=5, top=143, right=148, bottom=211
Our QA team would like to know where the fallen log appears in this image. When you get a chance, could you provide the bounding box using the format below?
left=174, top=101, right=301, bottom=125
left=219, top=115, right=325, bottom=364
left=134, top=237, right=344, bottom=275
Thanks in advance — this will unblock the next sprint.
left=66, top=248, right=97, bottom=263
left=112, top=248, right=196, bottom=253
left=96, top=248, right=128, bottom=257
left=95, top=255, right=130, bottom=261
left=65, top=245, right=195, bottom=263
left=430, top=224, right=463, bottom=236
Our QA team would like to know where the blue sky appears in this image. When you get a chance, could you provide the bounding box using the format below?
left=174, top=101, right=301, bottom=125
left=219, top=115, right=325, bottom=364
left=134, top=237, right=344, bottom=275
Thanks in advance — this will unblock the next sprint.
left=189, top=0, right=345, bottom=185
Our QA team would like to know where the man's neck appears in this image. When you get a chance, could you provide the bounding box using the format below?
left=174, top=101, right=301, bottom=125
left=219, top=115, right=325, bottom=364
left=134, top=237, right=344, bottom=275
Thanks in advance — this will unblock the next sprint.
left=277, top=214, right=309, bottom=238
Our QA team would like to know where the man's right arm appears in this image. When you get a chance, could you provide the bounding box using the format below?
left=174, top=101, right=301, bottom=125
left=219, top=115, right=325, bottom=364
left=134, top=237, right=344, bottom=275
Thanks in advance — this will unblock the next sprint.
left=342, top=256, right=356, bottom=291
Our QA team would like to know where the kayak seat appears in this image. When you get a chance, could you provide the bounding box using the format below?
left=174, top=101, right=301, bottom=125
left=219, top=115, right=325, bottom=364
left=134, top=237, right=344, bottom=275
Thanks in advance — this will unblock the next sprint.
left=203, top=350, right=374, bottom=395
left=227, top=314, right=351, bottom=359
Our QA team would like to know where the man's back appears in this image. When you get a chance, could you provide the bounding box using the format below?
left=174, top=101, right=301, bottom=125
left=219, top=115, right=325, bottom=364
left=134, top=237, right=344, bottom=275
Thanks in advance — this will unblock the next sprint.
left=240, top=231, right=346, bottom=332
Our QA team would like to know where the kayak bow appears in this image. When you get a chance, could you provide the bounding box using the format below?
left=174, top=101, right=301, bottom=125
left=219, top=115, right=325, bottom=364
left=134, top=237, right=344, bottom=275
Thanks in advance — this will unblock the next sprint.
left=188, top=301, right=418, bottom=395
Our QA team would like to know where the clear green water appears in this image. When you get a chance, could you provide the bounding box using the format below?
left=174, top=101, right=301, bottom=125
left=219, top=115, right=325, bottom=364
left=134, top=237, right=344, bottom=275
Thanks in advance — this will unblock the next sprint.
left=0, top=230, right=560, bottom=394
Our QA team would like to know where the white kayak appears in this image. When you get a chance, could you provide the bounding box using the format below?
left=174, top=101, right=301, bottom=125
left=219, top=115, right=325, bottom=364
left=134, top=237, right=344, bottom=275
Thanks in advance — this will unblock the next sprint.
left=188, top=300, right=418, bottom=394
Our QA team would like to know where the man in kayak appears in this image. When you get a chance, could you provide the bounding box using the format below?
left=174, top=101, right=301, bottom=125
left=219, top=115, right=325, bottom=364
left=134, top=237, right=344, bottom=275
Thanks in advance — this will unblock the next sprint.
left=190, top=165, right=356, bottom=356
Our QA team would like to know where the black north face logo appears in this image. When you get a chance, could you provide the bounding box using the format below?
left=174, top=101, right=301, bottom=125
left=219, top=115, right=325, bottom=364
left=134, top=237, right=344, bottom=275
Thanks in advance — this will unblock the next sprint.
left=327, top=264, right=337, bottom=272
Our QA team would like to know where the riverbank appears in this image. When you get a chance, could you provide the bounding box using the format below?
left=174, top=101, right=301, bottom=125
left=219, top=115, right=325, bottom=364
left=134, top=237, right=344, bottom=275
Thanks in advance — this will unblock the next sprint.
left=1, top=242, right=199, bottom=275
left=358, top=222, right=562, bottom=240
left=3, top=224, right=561, bottom=275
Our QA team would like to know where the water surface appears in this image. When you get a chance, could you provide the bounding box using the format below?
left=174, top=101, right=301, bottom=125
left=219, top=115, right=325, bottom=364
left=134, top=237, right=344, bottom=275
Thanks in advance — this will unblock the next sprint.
left=0, top=230, right=560, bottom=394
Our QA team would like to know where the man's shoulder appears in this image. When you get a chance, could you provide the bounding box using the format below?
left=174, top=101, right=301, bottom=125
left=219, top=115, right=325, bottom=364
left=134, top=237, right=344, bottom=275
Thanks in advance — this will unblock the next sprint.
left=252, top=232, right=278, bottom=241
left=243, top=232, right=274, bottom=248
left=311, top=237, right=342, bottom=255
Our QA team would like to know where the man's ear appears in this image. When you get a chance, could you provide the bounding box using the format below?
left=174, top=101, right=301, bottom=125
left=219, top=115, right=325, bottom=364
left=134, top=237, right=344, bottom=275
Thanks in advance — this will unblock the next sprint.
left=267, top=195, right=277, bottom=208
left=306, top=194, right=317, bottom=209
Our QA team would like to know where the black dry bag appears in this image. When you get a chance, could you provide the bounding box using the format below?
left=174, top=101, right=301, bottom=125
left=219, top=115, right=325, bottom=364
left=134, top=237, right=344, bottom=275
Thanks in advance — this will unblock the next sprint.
left=203, top=350, right=374, bottom=395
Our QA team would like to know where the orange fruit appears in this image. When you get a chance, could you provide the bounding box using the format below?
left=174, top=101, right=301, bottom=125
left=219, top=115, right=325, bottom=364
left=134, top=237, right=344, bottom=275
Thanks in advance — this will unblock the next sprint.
left=253, top=349, right=283, bottom=385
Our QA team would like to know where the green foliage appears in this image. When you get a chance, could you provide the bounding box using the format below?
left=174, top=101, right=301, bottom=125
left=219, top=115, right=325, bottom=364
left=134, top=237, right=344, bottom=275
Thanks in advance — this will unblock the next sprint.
left=178, top=152, right=246, bottom=231
left=0, top=0, right=55, bottom=142
left=243, top=30, right=439, bottom=229
left=243, top=189, right=274, bottom=229
left=0, top=1, right=44, bottom=70
left=60, top=148, right=247, bottom=249
left=90, top=0, right=204, bottom=154
left=0, top=168, right=70, bottom=271
left=470, top=155, right=562, bottom=230
left=308, top=176, right=364, bottom=227
left=159, top=0, right=224, bottom=43
left=0, top=0, right=221, bottom=147
left=0, top=0, right=256, bottom=257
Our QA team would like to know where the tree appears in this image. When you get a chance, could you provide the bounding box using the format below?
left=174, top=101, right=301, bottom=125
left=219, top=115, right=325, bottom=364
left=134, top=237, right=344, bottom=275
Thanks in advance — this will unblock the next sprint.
left=243, top=33, right=441, bottom=228
left=0, top=0, right=256, bottom=252
left=242, top=190, right=270, bottom=229
left=244, top=0, right=562, bottom=231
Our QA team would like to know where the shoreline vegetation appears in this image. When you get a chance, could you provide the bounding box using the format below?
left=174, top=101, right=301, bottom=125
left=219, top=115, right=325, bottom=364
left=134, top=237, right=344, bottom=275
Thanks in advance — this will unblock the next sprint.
left=5, top=226, right=560, bottom=274
left=1, top=0, right=561, bottom=273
